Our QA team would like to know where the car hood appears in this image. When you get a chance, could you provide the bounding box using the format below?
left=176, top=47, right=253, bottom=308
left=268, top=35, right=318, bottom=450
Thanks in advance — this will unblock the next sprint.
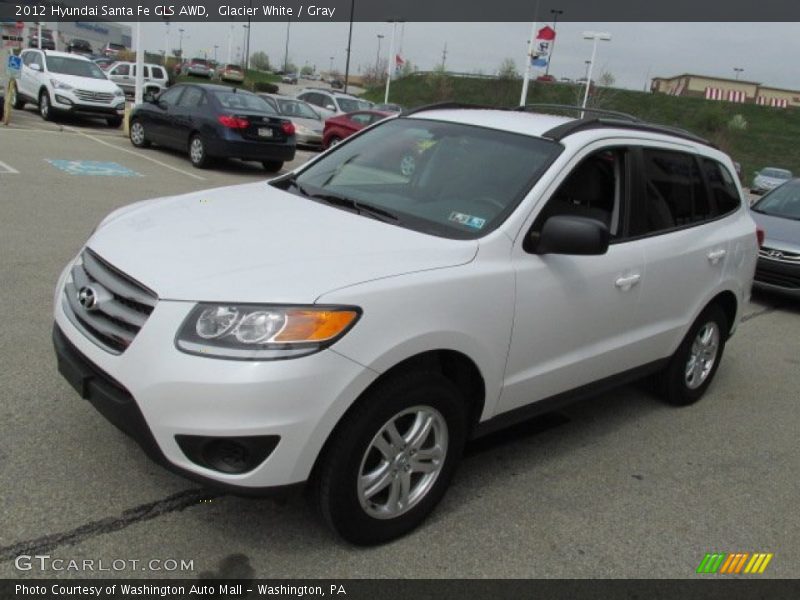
left=755, top=175, right=788, bottom=187
left=750, top=211, right=800, bottom=249
left=87, top=182, right=478, bottom=303
left=48, top=73, right=120, bottom=92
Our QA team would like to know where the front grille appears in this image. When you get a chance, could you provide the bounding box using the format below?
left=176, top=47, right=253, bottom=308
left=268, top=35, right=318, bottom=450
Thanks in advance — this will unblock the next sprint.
left=62, top=248, right=157, bottom=354
left=759, top=246, right=800, bottom=263
left=74, top=90, right=114, bottom=103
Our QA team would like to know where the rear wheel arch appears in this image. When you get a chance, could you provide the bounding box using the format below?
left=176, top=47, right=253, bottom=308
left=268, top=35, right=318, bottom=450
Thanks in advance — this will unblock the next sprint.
left=709, top=290, right=737, bottom=337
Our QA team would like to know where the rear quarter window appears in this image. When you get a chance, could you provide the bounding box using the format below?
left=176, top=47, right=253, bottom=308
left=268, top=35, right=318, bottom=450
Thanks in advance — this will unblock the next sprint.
left=702, top=159, right=742, bottom=217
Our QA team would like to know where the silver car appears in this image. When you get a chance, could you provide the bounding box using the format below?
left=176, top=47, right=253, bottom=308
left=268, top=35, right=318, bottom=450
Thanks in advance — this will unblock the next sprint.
left=751, top=167, right=792, bottom=195
left=259, top=94, right=324, bottom=148
left=750, top=179, right=800, bottom=298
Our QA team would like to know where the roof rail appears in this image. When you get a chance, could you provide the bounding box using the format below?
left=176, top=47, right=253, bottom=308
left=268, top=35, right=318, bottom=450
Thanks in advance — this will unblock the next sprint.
left=401, top=102, right=499, bottom=116
left=543, top=117, right=715, bottom=147
left=516, top=103, right=639, bottom=121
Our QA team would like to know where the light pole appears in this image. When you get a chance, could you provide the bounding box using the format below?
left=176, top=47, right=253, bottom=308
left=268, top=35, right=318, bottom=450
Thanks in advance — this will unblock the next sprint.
left=227, top=23, right=233, bottom=64
left=241, top=24, right=249, bottom=68
left=163, top=20, right=170, bottom=65
left=583, top=60, right=591, bottom=80
left=213, top=45, right=219, bottom=63
left=178, top=28, right=185, bottom=61
left=283, top=19, right=291, bottom=73
left=375, top=34, right=384, bottom=79
left=329, top=56, right=334, bottom=78
left=545, top=9, right=563, bottom=77
left=581, top=31, right=611, bottom=115
left=734, top=67, right=744, bottom=80
left=343, top=0, right=355, bottom=93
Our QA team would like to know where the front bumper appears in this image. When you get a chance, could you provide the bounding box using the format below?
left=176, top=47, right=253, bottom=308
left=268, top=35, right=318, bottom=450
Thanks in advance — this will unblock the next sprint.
left=52, top=94, right=125, bottom=117
left=53, top=264, right=376, bottom=490
left=753, top=257, right=800, bottom=298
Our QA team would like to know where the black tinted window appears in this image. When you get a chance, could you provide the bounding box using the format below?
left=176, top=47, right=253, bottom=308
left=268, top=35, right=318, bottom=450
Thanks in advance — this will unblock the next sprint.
left=178, top=87, right=205, bottom=108
left=158, top=86, right=184, bottom=106
left=702, top=159, right=741, bottom=217
left=631, top=149, right=709, bottom=236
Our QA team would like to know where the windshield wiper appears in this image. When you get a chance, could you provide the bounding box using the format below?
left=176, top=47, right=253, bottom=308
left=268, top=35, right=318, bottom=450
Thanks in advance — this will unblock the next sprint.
left=308, top=191, right=399, bottom=222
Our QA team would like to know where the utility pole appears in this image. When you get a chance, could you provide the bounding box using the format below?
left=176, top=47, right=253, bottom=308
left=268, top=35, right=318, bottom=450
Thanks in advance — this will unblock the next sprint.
left=441, top=42, right=447, bottom=69
left=245, top=0, right=253, bottom=71
left=163, top=20, right=169, bottom=65
left=226, top=23, right=233, bottom=64
left=375, top=34, right=384, bottom=79
left=178, top=28, right=184, bottom=60
left=213, top=45, right=219, bottom=63
left=283, top=19, right=291, bottom=73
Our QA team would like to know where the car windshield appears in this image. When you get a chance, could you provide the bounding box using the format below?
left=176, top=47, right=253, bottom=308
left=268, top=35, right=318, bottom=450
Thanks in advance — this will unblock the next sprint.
left=337, top=97, right=371, bottom=112
left=45, top=57, right=106, bottom=79
left=761, top=168, right=792, bottom=179
left=277, top=99, right=319, bottom=119
left=282, top=118, right=562, bottom=239
left=213, top=90, right=276, bottom=113
left=752, top=180, right=800, bottom=220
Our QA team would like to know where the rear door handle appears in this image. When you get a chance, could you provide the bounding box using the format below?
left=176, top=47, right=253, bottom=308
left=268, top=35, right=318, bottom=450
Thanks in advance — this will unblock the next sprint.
left=615, top=273, right=641, bottom=291
left=707, top=249, right=727, bottom=264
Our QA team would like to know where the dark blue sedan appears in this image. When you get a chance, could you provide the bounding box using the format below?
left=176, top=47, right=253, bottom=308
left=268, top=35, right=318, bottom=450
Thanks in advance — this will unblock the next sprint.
left=128, top=83, right=296, bottom=172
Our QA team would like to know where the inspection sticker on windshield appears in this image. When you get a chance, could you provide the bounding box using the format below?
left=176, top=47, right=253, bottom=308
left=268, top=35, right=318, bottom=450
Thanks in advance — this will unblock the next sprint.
left=449, top=212, right=486, bottom=230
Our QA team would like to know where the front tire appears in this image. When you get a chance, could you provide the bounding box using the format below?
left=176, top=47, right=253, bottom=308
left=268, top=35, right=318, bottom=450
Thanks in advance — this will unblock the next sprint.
left=188, top=134, right=211, bottom=168
left=11, top=83, right=26, bottom=110
left=325, top=135, right=341, bottom=149
left=313, top=371, right=467, bottom=545
left=657, top=304, right=728, bottom=406
left=39, top=90, right=53, bottom=121
left=129, top=119, right=150, bottom=147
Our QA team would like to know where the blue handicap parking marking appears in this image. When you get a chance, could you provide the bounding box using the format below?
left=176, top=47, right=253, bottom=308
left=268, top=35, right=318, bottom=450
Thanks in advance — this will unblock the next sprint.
left=46, top=160, right=142, bottom=177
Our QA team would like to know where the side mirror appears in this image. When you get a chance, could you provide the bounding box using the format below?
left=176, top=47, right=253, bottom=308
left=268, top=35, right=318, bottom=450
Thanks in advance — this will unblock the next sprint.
left=325, top=104, right=336, bottom=111
left=144, top=91, right=159, bottom=104
left=530, top=215, right=610, bottom=256
left=30, top=63, right=41, bottom=72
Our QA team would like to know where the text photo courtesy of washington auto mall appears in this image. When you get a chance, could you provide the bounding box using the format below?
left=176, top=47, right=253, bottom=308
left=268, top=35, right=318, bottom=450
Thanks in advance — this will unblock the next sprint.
left=1, top=0, right=800, bottom=598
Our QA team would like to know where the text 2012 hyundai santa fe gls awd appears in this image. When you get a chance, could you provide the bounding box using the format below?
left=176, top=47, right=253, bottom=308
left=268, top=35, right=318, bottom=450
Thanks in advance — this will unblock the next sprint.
left=53, top=105, right=758, bottom=544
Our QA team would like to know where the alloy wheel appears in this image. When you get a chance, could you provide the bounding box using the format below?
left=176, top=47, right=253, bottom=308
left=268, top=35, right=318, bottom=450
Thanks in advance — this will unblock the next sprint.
left=684, top=322, right=720, bottom=389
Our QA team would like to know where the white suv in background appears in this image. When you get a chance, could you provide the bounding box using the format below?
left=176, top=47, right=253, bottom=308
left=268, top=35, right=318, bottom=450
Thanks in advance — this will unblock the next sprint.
left=53, top=105, right=758, bottom=545
left=296, top=88, right=372, bottom=117
left=12, top=49, right=125, bottom=127
left=105, top=61, right=169, bottom=97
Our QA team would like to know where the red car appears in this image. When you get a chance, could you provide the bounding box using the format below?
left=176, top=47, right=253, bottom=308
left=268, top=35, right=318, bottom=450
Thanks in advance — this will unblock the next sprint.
left=322, top=110, right=391, bottom=149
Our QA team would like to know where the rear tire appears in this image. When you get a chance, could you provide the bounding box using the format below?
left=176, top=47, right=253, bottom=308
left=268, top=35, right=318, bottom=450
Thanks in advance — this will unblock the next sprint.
left=325, top=136, right=341, bottom=150
left=312, top=371, right=467, bottom=545
left=657, top=304, right=728, bottom=406
left=262, top=160, right=284, bottom=172
left=188, top=134, right=211, bottom=168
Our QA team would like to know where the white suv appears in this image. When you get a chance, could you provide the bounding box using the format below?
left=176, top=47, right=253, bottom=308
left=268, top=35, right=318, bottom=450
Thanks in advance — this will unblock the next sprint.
left=52, top=105, right=758, bottom=544
left=106, top=61, right=170, bottom=97
left=296, top=88, right=371, bottom=117
left=12, top=50, right=125, bottom=127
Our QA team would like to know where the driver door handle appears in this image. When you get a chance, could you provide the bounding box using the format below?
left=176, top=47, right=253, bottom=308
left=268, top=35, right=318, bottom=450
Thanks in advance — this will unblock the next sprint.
left=615, top=273, right=641, bottom=291
left=707, top=249, right=727, bottom=264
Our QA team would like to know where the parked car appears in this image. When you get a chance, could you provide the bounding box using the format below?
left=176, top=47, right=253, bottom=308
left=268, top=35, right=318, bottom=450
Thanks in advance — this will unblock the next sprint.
left=92, top=57, right=115, bottom=71
left=259, top=94, right=324, bottom=148
left=329, top=78, right=343, bottom=89
left=750, top=179, right=800, bottom=298
left=185, top=58, right=212, bottom=78
left=52, top=104, right=758, bottom=545
left=751, top=167, right=792, bottom=195
left=281, top=73, right=298, bottom=84
left=128, top=83, right=295, bottom=171
left=66, top=39, right=93, bottom=55
left=217, top=63, right=245, bottom=83
left=101, top=43, right=127, bottom=58
left=296, top=88, right=372, bottom=118
left=12, top=49, right=125, bottom=127
left=106, top=62, right=169, bottom=97
left=373, top=102, right=403, bottom=113
left=28, top=30, right=55, bottom=50
left=323, top=110, right=391, bottom=148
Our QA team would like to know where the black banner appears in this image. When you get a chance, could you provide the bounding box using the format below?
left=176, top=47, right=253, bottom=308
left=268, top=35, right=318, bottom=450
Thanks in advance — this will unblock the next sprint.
left=2, top=0, right=800, bottom=22
left=3, top=579, right=800, bottom=600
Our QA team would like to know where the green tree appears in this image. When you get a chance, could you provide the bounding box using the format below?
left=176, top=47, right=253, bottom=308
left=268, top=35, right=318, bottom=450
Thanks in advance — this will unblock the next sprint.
left=250, top=51, right=270, bottom=71
left=300, top=65, right=314, bottom=76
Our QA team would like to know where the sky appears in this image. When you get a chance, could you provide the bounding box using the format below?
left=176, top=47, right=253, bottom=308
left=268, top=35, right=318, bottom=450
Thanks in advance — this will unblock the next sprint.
left=138, top=21, right=800, bottom=91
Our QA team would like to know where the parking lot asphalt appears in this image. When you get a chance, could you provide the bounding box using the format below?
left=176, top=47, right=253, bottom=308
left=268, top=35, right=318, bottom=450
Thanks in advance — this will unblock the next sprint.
left=0, top=109, right=798, bottom=579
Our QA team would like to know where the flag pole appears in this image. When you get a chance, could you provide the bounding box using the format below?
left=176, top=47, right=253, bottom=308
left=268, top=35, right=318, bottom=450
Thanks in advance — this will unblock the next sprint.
left=519, top=1, right=540, bottom=107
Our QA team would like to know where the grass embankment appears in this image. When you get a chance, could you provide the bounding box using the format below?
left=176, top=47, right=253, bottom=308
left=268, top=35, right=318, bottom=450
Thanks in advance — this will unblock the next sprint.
left=362, top=74, right=800, bottom=179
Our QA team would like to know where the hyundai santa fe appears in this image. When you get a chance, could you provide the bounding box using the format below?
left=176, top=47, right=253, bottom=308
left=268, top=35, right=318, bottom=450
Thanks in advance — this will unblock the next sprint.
left=53, top=104, right=759, bottom=545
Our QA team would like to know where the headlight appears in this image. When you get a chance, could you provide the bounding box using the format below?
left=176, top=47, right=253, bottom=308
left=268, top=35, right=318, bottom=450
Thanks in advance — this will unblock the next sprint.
left=176, top=304, right=361, bottom=360
left=113, top=88, right=124, bottom=97
left=50, top=79, right=73, bottom=91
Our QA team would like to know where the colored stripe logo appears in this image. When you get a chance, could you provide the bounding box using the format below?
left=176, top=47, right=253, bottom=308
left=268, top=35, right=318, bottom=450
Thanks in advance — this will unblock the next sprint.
left=696, top=552, right=773, bottom=574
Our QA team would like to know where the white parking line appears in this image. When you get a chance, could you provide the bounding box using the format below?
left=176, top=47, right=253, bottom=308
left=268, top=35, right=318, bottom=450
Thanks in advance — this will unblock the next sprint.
left=63, top=127, right=206, bottom=181
left=0, top=160, right=20, bottom=174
